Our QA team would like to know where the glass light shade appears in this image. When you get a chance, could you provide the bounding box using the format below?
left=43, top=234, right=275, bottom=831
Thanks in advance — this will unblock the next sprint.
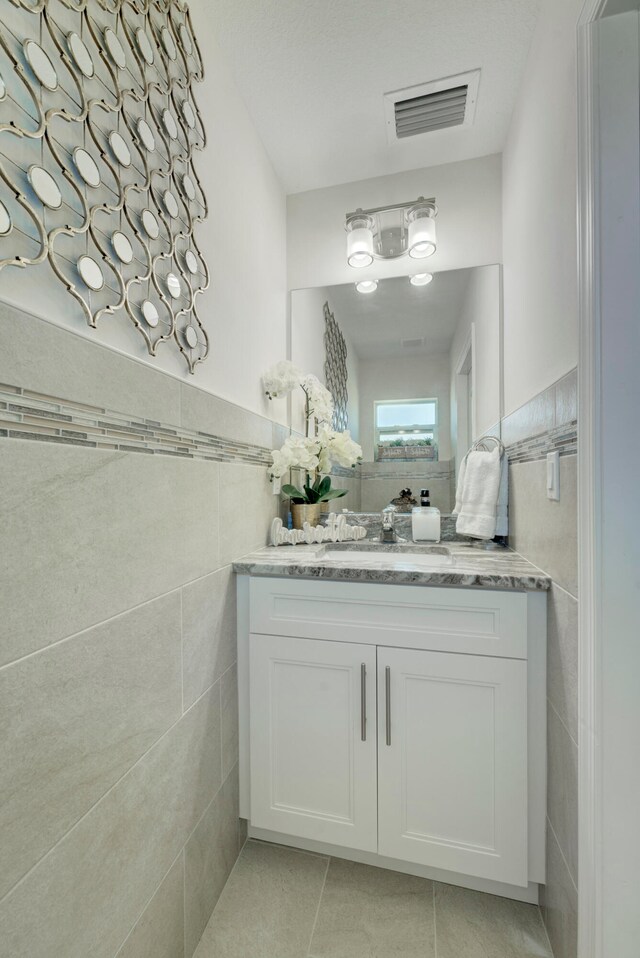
left=408, top=215, right=436, bottom=259
left=409, top=272, right=433, bottom=286
left=355, top=280, right=378, bottom=294
left=346, top=222, right=374, bottom=268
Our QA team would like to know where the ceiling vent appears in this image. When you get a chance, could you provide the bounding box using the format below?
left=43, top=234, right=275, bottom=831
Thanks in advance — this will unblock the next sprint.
left=401, top=337, right=425, bottom=349
left=384, top=70, right=480, bottom=145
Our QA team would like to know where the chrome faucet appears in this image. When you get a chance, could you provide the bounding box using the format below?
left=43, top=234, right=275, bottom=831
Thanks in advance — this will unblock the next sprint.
left=379, top=506, right=399, bottom=543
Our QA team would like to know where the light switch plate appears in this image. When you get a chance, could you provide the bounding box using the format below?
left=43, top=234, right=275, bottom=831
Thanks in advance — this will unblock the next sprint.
left=546, top=451, right=560, bottom=501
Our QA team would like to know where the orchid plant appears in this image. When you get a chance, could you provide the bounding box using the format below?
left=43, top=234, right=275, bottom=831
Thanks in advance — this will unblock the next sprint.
left=263, top=360, right=362, bottom=504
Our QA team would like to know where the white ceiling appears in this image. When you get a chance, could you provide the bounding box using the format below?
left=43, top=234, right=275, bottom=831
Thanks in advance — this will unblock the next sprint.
left=325, top=269, right=471, bottom=361
left=208, top=0, right=541, bottom=194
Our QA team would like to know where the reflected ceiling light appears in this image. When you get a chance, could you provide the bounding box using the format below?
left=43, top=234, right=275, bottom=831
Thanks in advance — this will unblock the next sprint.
left=355, top=279, right=378, bottom=294
left=409, top=272, right=433, bottom=287
left=346, top=196, right=437, bottom=267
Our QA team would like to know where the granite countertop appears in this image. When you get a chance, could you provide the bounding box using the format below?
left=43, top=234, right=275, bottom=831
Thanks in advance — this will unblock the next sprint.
left=232, top=540, right=551, bottom=592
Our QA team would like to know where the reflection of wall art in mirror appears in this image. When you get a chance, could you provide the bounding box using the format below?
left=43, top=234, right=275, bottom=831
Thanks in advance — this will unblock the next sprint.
left=0, top=0, right=210, bottom=373
left=324, top=302, right=349, bottom=432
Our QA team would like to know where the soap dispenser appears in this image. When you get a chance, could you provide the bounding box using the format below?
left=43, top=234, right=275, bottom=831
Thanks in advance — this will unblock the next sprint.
left=412, top=489, right=441, bottom=542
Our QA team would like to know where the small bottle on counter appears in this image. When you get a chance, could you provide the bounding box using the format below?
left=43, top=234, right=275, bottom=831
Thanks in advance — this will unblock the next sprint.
left=412, top=505, right=441, bottom=542
left=420, top=489, right=431, bottom=506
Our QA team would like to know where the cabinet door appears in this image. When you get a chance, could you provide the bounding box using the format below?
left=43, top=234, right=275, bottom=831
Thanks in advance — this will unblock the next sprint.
left=250, top=634, right=377, bottom=851
left=378, top=647, right=529, bottom=886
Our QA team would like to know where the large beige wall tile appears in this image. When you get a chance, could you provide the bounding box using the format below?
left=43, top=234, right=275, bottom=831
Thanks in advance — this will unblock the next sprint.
left=509, top=455, right=578, bottom=596
left=547, top=585, right=579, bottom=742
left=181, top=384, right=273, bottom=447
left=547, top=705, right=578, bottom=885
left=115, top=856, right=185, bottom=958
left=0, top=304, right=181, bottom=423
left=541, top=824, right=578, bottom=958
left=0, top=592, right=182, bottom=900
left=182, top=567, right=236, bottom=710
left=184, top=767, right=240, bottom=958
left=0, top=442, right=219, bottom=666
left=221, top=664, right=239, bottom=779
left=360, top=477, right=451, bottom=514
left=218, top=462, right=277, bottom=565
left=0, top=686, right=221, bottom=958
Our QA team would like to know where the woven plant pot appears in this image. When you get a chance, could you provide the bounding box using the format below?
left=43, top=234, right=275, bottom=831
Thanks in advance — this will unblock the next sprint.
left=291, top=503, right=322, bottom=529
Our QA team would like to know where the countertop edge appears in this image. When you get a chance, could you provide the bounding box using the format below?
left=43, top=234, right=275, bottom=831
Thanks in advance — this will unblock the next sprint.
left=231, top=560, right=551, bottom=592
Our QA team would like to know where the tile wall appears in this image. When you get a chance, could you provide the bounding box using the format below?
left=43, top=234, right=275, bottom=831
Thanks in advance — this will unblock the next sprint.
left=359, top=459, right=454, bottom=514
left=503, top=367, right=579, bottom=958
left=0, top=302, right=280, bottom=958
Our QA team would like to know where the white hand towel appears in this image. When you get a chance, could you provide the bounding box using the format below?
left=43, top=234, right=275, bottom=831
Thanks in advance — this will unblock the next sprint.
left=453, top=453, right=467, bottom=517
left=455, top=447, right=503, bottom=539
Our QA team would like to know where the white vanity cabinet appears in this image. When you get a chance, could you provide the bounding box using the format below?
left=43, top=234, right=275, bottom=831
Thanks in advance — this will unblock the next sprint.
left=250, top=634, right=378, bottom=852
left=237, top=575, right=547, bottom=901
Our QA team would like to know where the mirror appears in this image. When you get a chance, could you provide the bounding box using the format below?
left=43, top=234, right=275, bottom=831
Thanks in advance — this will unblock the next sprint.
left=166, top=272, right=181, bottom=298
left=104, top=29, right=127, bottom=70
left=184, top=324, right=198, bottom=347
left=141, top=207, right=160, bottom=239
left=73, top=148, right=101, bottom=188
left=136, top=29, right=155, bottom=66
left=137, top=118, right=156, bottom=153
left=28, top=165, right=62, bottom=209
left=109, top=131, right=131, bottom=167
left=77, top=255, right=104, bottom=291
left=290, top=265, right=502, bottom=515
left=181, top=100, right=196, bottom=129
left=184, top=248, right=198, bottom=274
left=182, top=174, right=196, bottom=200
left=163, top=189, right=179, bottom=218
left=142, top=300, right=159, bottom=326
left=160, top=27, right=177, bottom=61
left=67, top=32, right=94, bottom=79
left=162, top=109, right=178, bottom=139
left=179, top=24, right=193, bottom=56
left=0, top=198, right=12, bottom=235
left=112, top=230, right=133, bottom=264
left=24, top=40, right=58, bottom=91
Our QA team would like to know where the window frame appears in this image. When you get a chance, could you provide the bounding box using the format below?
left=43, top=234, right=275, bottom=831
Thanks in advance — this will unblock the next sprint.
left=373, top=398, right=439, bottom=459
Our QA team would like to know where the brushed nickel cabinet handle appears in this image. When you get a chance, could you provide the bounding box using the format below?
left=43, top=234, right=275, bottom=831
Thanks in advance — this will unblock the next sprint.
left=385, top=665, right=391, bottom=746
left=360, top=663, right=366, bottom=741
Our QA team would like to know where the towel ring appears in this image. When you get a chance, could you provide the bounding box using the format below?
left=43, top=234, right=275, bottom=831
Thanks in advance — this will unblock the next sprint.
left=471, top=435, right=505, bottom=457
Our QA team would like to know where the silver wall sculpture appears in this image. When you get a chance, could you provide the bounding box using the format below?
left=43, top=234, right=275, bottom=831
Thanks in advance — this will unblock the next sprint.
left=0, top=0, right=210, bottom=373
left=323, top=301, right=348, bottom=432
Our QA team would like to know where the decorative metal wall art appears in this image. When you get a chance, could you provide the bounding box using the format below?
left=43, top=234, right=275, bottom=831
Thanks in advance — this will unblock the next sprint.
left=0, top=0, right=210, bottom=373
left=323, top=301, right=349, bottom=431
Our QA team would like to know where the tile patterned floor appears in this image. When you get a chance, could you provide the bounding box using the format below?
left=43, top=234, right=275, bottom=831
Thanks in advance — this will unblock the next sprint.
left=193, top=840, right=553, bottom=958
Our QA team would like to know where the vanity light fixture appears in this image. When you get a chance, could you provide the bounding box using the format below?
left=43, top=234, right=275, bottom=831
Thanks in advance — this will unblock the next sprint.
left=345, top=196, right=437, bottom=268
left=355, top=279, right=378, bottom=294
left=409, top=272, right=433, bottom=287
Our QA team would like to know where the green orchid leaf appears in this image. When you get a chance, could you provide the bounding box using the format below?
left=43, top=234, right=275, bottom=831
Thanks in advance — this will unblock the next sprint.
left=317, top=475, right=331, bottom=498
left=303, top=483, right=320, bottom=504
left=281, top=484, right=307, bottom=502
left=319, top=488, right=348, bottom=501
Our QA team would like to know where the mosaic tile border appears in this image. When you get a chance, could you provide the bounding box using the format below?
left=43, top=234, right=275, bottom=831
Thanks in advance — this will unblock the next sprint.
left=0, top=383, right=272, bottom=466
left=505, top=421, right=578, bottom=464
